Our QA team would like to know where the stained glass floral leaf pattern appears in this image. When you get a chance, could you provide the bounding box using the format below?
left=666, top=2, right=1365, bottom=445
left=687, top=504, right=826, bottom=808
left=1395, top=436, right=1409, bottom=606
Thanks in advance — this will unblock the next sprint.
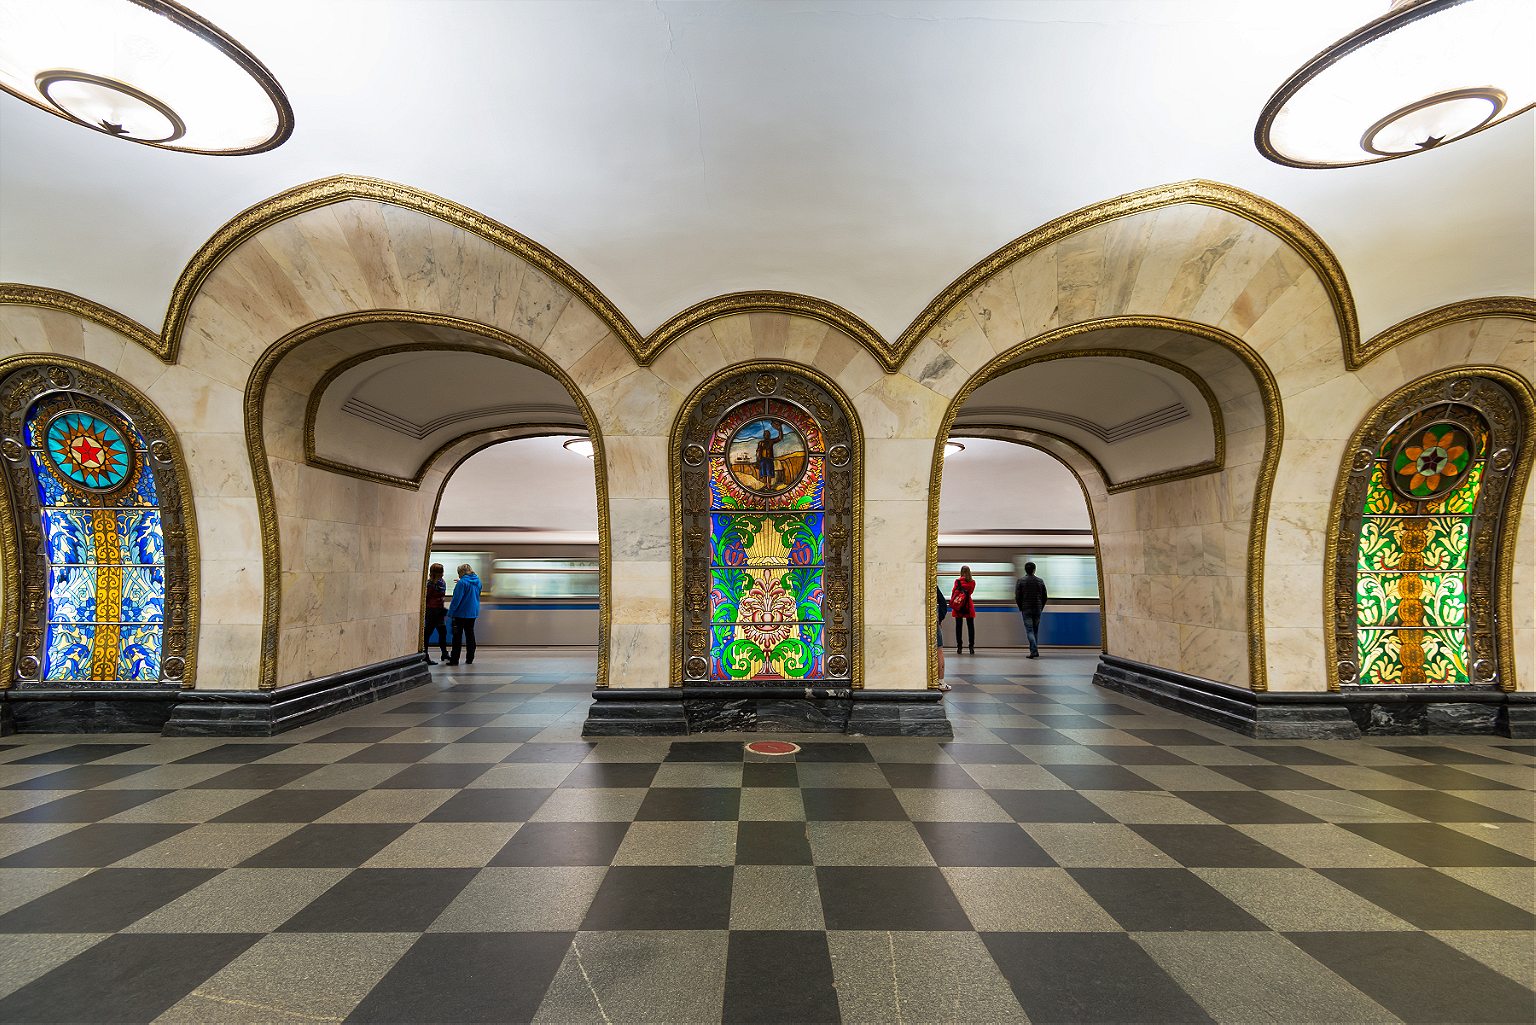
left=1358, top=628, right=1469, bottom=685
left=1357, top=518, right=1470, bottom=572
left=1356, top=573, right=1466, bottom=628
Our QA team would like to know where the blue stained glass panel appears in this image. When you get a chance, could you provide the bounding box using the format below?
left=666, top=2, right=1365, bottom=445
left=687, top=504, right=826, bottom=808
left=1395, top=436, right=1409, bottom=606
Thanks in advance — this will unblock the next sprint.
left=120, top=567, right=166, bottom=623
left=23, top=394, right=169, bottom=685
left=117, top=624, right=162, bottom=681
left=43, top=622, right=94, bottom=681
left=47, top=566, right=97, bottom=624
left=41, top=508, right=93, bottom=565
left=118, top=511, right=165, bottom=565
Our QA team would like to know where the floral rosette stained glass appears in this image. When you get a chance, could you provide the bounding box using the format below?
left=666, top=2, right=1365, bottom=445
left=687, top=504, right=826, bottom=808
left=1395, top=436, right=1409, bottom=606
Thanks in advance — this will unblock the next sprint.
left=1355, top=408, right=1488, bottom=686
left=22, top=394, right=166, bottom=683
left=708, top=397, right=827, bottom=681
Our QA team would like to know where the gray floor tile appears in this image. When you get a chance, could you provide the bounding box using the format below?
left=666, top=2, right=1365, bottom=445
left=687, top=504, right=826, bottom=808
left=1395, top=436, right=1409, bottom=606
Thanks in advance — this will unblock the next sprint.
left=428, top=866, right=607, bottom=931
left=944, top=866, right=1122, bottom=931
left=613, top=820, right=738, bottom=865
left=533, top=930, right=727, bottom=1024
left=807, top=821, right=935, bottom=866
left=828, top=930, right=1027, bottom=1023
left=123, top=867, right=348, bottom=933
left=730, top=866, right=826, bottom=930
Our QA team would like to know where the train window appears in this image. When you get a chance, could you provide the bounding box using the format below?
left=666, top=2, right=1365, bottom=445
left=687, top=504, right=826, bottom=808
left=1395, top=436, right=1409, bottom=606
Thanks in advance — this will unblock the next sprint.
left=938, top=556, right=1100, bottom=601
left=490, top=559, right=599, bottom=599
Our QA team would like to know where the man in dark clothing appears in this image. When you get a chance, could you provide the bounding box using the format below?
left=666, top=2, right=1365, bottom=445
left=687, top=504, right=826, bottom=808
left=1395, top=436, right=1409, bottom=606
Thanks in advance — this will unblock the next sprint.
left=1015, top=561, right=1048, bottom=659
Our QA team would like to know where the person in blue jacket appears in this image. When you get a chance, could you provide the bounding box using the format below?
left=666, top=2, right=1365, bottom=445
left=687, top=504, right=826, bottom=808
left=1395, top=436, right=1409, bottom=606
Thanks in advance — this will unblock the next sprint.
left=445, top=563, right=482, bottom=666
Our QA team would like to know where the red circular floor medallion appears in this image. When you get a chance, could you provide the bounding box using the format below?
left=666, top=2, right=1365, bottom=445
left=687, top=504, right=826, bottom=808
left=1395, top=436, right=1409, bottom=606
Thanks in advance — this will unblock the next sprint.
left=745, top=740, right=800, bottom=756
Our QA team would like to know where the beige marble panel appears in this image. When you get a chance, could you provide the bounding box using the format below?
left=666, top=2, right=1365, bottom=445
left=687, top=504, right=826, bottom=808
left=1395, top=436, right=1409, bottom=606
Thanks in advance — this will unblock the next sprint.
left=608, top=561, right=671, bottom=625
left=603, top=435, right=669, bottom=501
left=607, top=623, right=670, bottom=689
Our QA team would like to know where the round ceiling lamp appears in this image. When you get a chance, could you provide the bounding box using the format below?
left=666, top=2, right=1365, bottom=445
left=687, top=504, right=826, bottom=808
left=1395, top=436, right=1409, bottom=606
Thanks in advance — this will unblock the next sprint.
left=943, top=441, right=966, bottom=458
left=562, top=437, right=595, bottom=459
left=0, top=0, right=292, bottom=155
left=1255, top=0, right=1534, bottom=169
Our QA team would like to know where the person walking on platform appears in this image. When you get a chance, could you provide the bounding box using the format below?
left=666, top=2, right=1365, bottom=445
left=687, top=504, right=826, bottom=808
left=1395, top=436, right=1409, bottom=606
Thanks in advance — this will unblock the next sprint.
left=950, top=566, right=976, bottom=655
left=424, top=563, right=449, bottom=664
left=1015, top=561, right=1048, bottom=659
left=445, top=563, right=482, bottom=666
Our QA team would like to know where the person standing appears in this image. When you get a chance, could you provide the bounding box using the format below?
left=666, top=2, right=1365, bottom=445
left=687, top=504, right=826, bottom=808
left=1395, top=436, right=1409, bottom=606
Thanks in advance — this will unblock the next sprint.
left=1015, top=561, right=1049, bottom=659
left=950, top=566, right=976, bottom=655
left=445, top=563, right=482, bottom=667
left=423, top=563, right=449, bottom=665
left=935, top=585, right=951, bottom=691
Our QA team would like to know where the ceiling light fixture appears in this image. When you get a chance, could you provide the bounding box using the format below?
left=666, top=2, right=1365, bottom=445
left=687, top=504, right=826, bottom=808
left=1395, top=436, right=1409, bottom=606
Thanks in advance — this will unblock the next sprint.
left=0, top=0, right=292, bottom=154
left=562, top=438, right=595, bottom=459
left=944, top=441, right=966, bottom=458
left=1255, top=0, right=1533, bottom=169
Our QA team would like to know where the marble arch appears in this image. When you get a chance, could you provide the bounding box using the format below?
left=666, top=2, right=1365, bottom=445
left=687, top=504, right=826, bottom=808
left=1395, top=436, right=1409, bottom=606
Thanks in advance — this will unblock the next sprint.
left=247, top=312, right=614, bottom=692
left=929, top=318, right=1282, bottom=692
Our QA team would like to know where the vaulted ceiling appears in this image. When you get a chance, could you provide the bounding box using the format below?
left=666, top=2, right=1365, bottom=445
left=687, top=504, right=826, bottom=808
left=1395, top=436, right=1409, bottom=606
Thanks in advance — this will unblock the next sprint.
left=2, top=1, right=1531, bottom=345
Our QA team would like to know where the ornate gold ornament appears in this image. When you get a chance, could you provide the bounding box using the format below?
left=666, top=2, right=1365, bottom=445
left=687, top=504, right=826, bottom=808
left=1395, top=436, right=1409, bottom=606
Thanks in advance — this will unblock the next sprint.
left=1353, top=297, right=1536, bottom=371
left=928, top=317, right=1283, bottom=692
left=669, top=362, right=863, bottom=688
left=0, top=355, right=199, bottom=689
left=1, top=174, right=1353, bottom=378
left=895, top=179, right=1356, bottom=374
left=246, top=311, right=614, bottom=691
left=1323, top=366, right=1533, bottom=693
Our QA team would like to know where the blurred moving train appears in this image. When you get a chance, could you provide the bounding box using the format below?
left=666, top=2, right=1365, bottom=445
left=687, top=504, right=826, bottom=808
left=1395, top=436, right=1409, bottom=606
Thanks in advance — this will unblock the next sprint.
left=428, top=542, right=1103, bottom=650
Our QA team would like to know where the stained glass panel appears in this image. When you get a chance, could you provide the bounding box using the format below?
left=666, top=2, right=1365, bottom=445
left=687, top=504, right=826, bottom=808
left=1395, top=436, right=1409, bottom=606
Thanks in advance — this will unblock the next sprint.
left=1358, top=628, right=1469, bottom=686
left=24, top=393, right=167, bottom=685
left=1357, top=517, right=1470, bottom=572
left=1353, top=404, right=1488, bottom=687
left=705, top=396, right=827, bottom=682
left=1356, top=573, right=1466, bottom=628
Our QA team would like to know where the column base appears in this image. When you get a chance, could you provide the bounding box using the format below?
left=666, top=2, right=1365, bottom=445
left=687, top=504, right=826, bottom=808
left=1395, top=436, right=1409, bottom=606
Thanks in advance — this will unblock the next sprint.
left=1093, top=654, right=1531, bottom=739
left=582, top=687, right=953, bottom=738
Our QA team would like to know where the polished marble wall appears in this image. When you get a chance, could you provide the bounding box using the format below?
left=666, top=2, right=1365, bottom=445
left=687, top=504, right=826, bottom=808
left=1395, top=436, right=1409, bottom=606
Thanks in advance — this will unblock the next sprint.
left=0, top=184, right=1530, bottom=699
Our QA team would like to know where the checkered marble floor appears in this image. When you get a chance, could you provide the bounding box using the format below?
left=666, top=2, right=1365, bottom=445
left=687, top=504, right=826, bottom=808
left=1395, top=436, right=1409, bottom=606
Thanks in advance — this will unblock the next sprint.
left=0, top=649, right=1532, bottom=1024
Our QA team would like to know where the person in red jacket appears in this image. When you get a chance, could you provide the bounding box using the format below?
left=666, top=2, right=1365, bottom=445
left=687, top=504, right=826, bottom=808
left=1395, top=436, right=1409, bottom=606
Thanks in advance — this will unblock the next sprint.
left=950, top=566, right=977, bottom=655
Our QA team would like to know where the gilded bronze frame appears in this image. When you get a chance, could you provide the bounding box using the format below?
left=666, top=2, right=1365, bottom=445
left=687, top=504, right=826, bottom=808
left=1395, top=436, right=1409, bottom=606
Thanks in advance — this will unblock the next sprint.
left=1324, top=367, right=1534, bottom=693
left=671, top=363, right=863, bottom=688
left=0, top=356, right=199, bottom=688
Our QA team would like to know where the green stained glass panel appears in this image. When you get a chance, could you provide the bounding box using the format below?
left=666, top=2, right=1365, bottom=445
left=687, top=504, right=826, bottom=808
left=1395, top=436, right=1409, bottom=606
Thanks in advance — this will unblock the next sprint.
left=1422, top=461, right=1484, bottom=515
left=1357, top=517, right=1471, bottom=572
left=1357, top=628, right=1470, bottom=686
left=1356, top=573, right=1466, bottom=628
left=1362, top=463, right=1414, bottom=515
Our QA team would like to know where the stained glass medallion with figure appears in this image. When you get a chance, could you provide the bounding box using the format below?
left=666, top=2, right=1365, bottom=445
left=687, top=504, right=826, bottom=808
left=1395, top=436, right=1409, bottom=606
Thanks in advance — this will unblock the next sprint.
left=679, top=370, right=856, bottom=687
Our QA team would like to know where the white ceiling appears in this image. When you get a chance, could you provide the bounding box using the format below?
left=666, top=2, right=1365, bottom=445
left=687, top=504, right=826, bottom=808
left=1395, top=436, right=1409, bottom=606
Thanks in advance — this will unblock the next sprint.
left=938, top=437, right=1091, bottom=538
left=962, top=355, right=1215, bottom=480
left=434, top=435, right=599, bottom=542
left=2, top=1, right=1532, bottom=343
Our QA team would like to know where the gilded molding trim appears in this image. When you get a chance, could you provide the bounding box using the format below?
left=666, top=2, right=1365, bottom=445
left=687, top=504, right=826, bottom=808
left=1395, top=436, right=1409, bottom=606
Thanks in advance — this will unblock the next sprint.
left=647, top=291, right=890, bottom=370
left=1323, top=366, right=1534, bottom=693
left=162, top=175, right=644, bottom=365
left=0, top=354, right=200, bottom=689
left=1353, top=297, right=1536, bottom=371
left=927, top=316, right=1284, bottom=692
left=301, top=342, right=581, bottom=489
left=944, top=425, right=1110, bottom=666
left=143, top=174, right=1353, bottom=376
left=895, top=179, right=1357, bottom=372
left=959, top=347, right=1227, bottom=492
left=245, top=310, right=614, bottom=691
left=0, top=285, right=168, bottom=362
left=669, top=361, right=864, bottom=688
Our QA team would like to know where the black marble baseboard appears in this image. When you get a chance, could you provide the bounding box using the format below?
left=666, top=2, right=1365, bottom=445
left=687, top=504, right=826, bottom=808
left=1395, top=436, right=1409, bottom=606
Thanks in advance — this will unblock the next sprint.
left=162, top=654, right=432, bottom=737
left=0, top=687, right=183, bottom=735
left=1093, top=654, right=1531, bottom=738
left=582, top=686, right=953, bottom=738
